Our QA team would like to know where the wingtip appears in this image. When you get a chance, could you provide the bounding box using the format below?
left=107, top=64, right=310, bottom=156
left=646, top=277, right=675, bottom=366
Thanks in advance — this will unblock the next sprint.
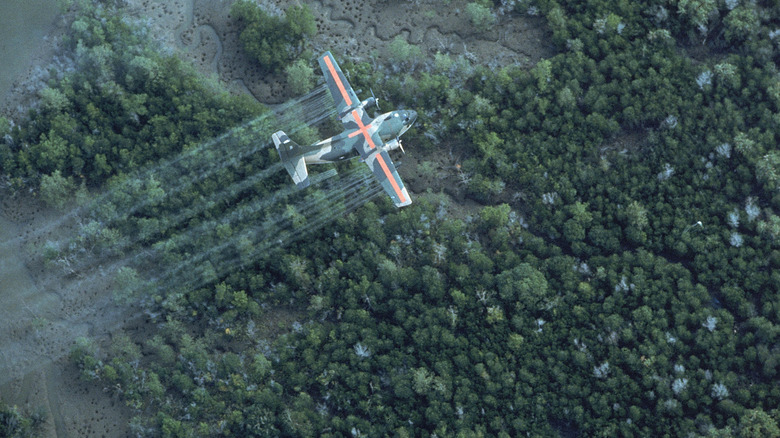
left=396, top=189, right=412, bottom=207
left=272, top=131, right=287, bottom=149
left=318, top=51, right=333, bottom=62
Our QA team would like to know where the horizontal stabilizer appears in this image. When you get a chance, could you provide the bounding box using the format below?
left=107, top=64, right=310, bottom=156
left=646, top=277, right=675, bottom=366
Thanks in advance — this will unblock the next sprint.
left=272, top=131, right=310, bottom=188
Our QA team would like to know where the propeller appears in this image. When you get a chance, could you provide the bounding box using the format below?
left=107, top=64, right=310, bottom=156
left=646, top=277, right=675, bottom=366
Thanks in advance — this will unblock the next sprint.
left=370, top=88, right=381, bottom=111
left=397, top=137, right=405, bottom=154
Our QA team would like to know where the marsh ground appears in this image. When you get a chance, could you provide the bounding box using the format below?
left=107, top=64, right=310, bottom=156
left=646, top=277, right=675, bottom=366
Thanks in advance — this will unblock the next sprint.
left=125, top=0, right=554, bottom=102
left=0, top=197, right=141, bottom=437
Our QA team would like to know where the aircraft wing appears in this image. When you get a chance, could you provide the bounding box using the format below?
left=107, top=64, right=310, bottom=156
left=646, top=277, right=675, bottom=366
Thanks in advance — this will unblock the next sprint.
left=364, top=149, right=412, bottom=207
left=318, top=51, right=360, bottom=120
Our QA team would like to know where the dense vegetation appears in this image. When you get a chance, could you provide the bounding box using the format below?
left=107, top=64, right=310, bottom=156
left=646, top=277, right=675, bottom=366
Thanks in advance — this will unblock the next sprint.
left=2, top=0, right=780, bottom=436
left=231, top=0, right=316, bottom=73
left=0, top=401, right=44, bottom=438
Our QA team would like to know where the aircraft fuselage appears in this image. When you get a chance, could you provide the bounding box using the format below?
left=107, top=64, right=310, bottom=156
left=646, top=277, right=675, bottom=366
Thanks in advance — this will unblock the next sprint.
left=303, top=109, right=417, bottom=164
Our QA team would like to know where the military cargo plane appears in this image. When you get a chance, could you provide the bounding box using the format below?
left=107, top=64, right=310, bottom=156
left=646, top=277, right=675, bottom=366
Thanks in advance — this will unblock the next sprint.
left=272, top=51, right=416, bottom=208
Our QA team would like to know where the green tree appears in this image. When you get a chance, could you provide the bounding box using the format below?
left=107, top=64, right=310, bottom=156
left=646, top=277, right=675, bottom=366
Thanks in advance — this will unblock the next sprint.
left=723, top=6, right=759, bottom=44
left=39, top=170, right=76, bottom=210
left=285, top=5, right=316, bottom=42
left=479, top=204, right=511, bottom=231
left=113, top=266, right=143, bottom=304
left=286, top=58, right=315, bottom=94
left=756, top=152, right=780, bottom=192
left=0, top=401, right=43, bottom=438
left=563, top=201, right=593, bottom=244
left=232, top=1, right=316, bottom=72
left=466, top=2, right=496, bottom=32
left=626, top=200, right=649, bottom=230
left=496, top=263, right=548, bottom=310
left=533, top=59, right=552, bottom=93
left=388, top=36, right=422, bottom=65
left=677, top=0, right=716, bottom=31
left=738, top=408, right=780, bottom=438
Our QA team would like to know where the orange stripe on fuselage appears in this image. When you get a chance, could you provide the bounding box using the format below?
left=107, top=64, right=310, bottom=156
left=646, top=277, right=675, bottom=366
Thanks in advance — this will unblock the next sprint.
left=348, top=110, right=376, bottom=150
left=323, top=55, right=352, bottom=107
left=375, top=152, right=407, bottom=203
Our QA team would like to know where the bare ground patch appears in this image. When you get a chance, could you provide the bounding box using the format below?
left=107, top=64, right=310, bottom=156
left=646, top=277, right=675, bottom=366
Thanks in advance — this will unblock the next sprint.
left=0, top=194, right=144, bottom=437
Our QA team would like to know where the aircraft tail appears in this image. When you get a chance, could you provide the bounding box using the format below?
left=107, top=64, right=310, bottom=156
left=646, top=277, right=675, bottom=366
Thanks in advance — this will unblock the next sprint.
left=272, top=131, right=310, bottom=188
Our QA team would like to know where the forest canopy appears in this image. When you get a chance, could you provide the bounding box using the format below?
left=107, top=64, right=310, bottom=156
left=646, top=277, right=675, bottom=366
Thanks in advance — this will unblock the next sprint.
left=231, top=0, right=316, bottom=73
left=1, top=0, right=780, bottom=436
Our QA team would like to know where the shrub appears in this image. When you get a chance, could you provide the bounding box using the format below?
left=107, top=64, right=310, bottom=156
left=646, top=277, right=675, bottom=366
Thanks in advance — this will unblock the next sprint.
left=466, top=2, right=496, bottom=32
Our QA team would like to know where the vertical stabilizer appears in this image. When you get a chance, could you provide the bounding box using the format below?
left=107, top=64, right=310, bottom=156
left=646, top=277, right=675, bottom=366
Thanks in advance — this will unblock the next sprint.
left=272, top=131, right=310, bottom=188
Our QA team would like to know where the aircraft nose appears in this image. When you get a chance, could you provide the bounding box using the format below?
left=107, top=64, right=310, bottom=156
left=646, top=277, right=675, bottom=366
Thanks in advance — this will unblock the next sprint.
left=408, top=110, right=417, bottom=125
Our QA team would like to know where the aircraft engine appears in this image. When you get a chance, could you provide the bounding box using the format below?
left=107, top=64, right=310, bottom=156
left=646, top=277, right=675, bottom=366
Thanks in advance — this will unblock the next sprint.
left=382, top=138, right=402, bottom=153
left=359, top=96, right=376, bottom=110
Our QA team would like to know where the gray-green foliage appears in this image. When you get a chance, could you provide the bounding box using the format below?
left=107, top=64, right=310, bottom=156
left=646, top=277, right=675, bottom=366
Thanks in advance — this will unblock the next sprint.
left=112, top=266, right=142, bottom=304
left=466, top=2, right=496, bottom=32
left=285, top=58, right=315, bottom=95
left=39, top=170, right=76, bottom=210
left=676, top=0, right=716, bottom=29
left=0, top=400, right=44, bottom=437
left=388, top=36, right=422, bottom=65
left=433, top=52, right=454, bottom=72
left=231, top=0, right=316, bottom=72
left=0, top=117, right=10, bottom=138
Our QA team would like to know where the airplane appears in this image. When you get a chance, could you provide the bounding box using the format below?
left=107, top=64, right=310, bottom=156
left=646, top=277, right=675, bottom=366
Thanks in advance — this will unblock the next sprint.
left=272, top=51, right=416, bottom=208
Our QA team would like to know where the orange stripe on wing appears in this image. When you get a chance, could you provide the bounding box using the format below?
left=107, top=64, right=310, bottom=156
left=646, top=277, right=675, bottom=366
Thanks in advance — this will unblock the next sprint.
left=375, top=152, right=407, bottom=203
left=323, top=55, right=352, bottom=107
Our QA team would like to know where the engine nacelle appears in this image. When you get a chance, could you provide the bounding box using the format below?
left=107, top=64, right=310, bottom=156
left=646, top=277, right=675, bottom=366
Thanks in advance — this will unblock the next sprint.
left=381, top=138, right=402, bottom=153
left=359, top=97, right=376, bottom=110
left=340, top=97, right=377, bottom=119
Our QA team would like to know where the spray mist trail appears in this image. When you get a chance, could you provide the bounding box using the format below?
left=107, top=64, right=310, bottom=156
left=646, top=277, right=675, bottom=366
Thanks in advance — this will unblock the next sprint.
left=18, top=85, right=338, bottom=282
left=147, top=165, right=371, bottom=286
left=90, top=84, right=336, bottom=227
left=181, top=178, right=383, bottom=294
left=2, top=84, right=335, bottom=252
left=154, top=167, right=339, bottom=257
left=11, top=82, right=359, bottom=314
left=148, top=165, right=383, bottom=295
left=0, top=86, right=344, bottom=385
left=91, top=84, right=337, bottom=249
